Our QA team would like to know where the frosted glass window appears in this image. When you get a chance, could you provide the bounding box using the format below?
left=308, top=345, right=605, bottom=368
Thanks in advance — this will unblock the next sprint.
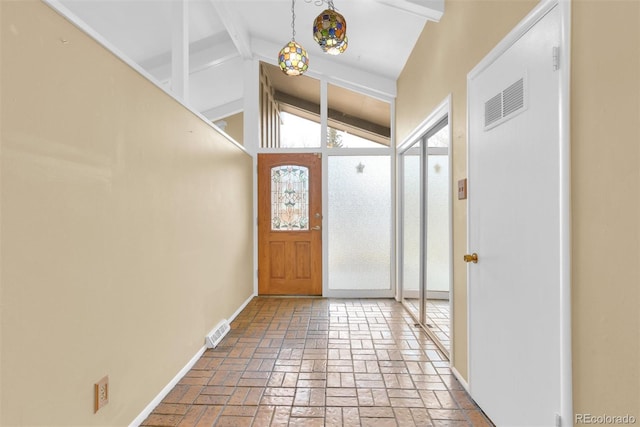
left=328, top=156, right=391, bottom=290
left=271, top=165, right=309, bottom=231
left=426, top=155, right=451, bottom=291
left=402, top=152, right=421, bottom=297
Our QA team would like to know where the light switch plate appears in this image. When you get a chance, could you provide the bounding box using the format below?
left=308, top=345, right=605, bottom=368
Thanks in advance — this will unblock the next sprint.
left=458, top=178, right=467, bottom=200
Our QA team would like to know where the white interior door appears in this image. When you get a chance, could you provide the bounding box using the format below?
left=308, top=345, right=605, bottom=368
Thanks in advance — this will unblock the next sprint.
left=467, top=5, right=564, bottom=426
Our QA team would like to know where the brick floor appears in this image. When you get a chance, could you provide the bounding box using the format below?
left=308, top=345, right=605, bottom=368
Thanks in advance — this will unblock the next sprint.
left=141, top=297, right=493, bottom=426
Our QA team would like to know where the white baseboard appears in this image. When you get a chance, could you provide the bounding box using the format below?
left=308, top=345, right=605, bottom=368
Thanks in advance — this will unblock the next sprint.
left=129, top=293, right=256, bottom=427
left=128, top=345, right=206, bottom=427
left=451, top=365, right=470, bottom=392
left=229, top=293, right=255, bottom=324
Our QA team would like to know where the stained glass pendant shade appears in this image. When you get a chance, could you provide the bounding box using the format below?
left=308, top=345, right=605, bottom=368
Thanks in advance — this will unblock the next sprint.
left=278, top=41, right=309, bottom=76
left=313, top=5, right=347, bottom=54
left=325, top=35, right=348, bottom=55
left=278, top=0, right=309, bottom=76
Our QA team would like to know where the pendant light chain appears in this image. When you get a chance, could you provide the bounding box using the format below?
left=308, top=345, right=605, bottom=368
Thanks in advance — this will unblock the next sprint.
left=291, top=0, right=296, bottom=41
left=305, top=0, right=337, bottom=9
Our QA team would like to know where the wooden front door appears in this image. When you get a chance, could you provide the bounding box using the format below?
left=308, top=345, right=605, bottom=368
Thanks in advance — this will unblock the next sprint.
left=258, top=153, right=322, bottom=295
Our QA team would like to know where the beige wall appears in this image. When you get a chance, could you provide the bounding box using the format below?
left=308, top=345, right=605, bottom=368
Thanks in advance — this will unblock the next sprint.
left=396, top=0, right=537, bottom=381
left=397, top=0, right=640, bottom=420
left=220, top=112, right=244, bottom=146
left=0, top=2, right=254, bottom=426
left=571, top=0, right=640, bottom=418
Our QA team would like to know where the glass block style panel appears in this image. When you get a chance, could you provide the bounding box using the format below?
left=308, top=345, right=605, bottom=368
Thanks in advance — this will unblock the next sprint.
left=280, top=112, right=321, bottom=148
left=271, top=165, right=309, bottom=231
left=328, top=156, right=391, bottom=290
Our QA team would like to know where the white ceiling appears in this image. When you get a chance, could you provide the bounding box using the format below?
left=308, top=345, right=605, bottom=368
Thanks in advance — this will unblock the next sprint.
left=54, top=0, right=443, bottom=120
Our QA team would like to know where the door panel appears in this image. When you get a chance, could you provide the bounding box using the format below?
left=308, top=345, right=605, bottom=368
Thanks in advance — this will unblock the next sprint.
left=258, top=153, right=322, bottom=295
left=467, top=6, right=561, bottom=425
left=400, top=126, right=451, bottom=356
left=401, top=146, right=421, bottom=321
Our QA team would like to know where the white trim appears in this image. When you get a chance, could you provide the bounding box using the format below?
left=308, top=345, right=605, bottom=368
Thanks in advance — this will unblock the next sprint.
left=252, top=155, right=259, bottom=297
left=465, top=0, right=572, bottom=422
left=323, top=289, right=395, bottom=299
left=397, top=95, right=452, bottom=152
left=465, top=31, right=473, bottom=393
left=210, top=0, right=252, bottom=59
left=321, top=80, right=330, bottom=298
left=42, top=0, right=248, bottom=156
left=128, top=346, right=206, bottom=427
left=229, top=294, right=256, bottom=326
left=396, top=94, right=452, bottom=357
left=374, top=0, right=445, bottom=22
left=129, top=294, right=255, bottom=427
left=451, top=365, right=470, bottom=393
left=390, top=97, right=398, bottom=301
left=170, top=0, right=189, bottom=103
left=445, top=98, right=455, bottom=367
left=201, top=99, right=244, bottom=122
left=558, top=1, right=573, bottom=424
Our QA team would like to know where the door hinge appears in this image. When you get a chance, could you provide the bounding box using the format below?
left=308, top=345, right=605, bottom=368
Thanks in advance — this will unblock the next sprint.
left=552, top=46, right=560, bottom=71
left=555, top=413, right=561, bottom=427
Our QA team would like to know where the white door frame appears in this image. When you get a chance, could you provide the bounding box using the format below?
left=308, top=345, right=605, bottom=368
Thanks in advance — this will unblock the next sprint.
left=397, top=96, right=453, bottom=357
left=466, top=0, right=572, bottom=424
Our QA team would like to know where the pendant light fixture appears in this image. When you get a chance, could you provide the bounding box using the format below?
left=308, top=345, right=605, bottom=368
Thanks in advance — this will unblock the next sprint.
left=278, top=0, right=309, bottom=76
left=312, top=0, right=347, bottom=55
left=325, top=35, right=348, bottom=55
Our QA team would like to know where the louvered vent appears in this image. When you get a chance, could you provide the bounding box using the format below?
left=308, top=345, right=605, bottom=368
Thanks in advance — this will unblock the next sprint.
left=503, top=78, right=524, bottom=116
left=484, top=76, right=527, bottom=130
left=485, top=93, right=502, bottom=127
left=205, top=319, right=230, bottom=349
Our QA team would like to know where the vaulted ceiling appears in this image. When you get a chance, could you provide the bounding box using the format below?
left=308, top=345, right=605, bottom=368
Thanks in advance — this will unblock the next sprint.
left=52, top=0, right=444, bottom=121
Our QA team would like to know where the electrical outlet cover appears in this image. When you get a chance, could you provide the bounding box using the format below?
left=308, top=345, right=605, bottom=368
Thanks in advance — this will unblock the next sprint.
left=94, top=376, right=109, bottom=413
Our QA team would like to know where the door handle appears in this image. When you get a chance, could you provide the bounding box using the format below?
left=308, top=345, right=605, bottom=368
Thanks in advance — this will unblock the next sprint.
left=311, top=225, right=321, bottom=231
left=463, top=253, right=478, bottom=263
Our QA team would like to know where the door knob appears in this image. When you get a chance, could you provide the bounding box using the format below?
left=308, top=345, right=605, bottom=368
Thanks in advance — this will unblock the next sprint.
left=311, top=226, right=321, bottom=230
left=463, top=253, right=478, bottom=263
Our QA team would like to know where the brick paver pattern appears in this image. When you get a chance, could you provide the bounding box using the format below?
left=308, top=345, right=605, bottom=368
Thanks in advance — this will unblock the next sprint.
left=141, top=297, right=493, bottom=426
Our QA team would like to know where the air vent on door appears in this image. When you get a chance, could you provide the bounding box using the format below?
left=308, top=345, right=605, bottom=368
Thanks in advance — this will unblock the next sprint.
left=503, top=78, right=525, bottom=116
left=485, top=93, right=502, bottom=127
left=484, top=76, right=527, bottom=130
